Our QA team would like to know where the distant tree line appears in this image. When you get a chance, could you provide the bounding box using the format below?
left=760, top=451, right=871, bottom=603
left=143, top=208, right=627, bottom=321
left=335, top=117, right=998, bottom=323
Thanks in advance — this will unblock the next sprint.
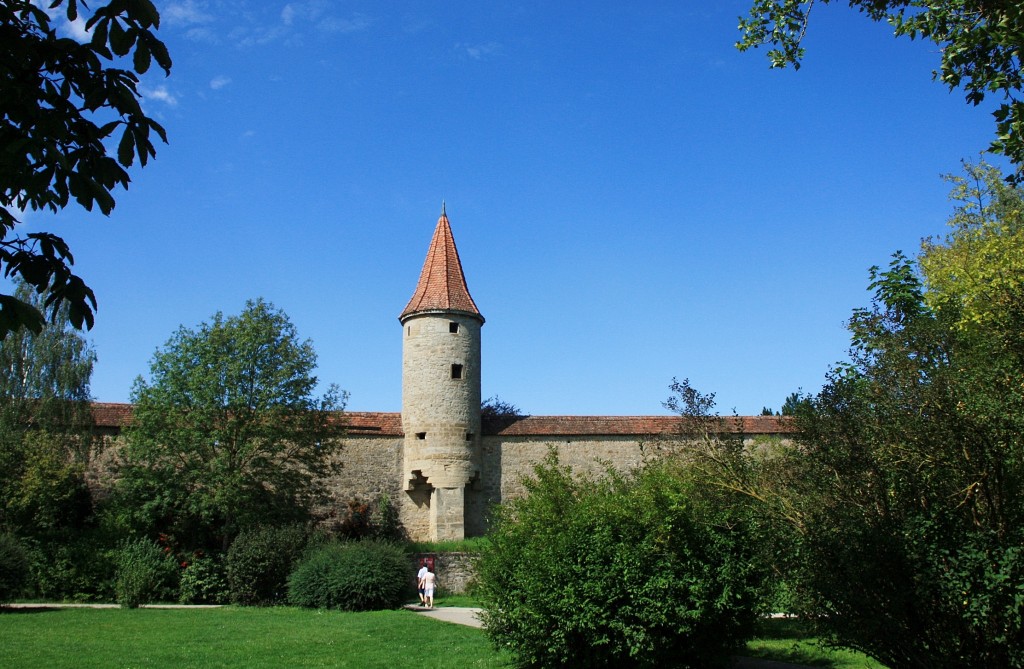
left=0, top=295, right=413, bottom=608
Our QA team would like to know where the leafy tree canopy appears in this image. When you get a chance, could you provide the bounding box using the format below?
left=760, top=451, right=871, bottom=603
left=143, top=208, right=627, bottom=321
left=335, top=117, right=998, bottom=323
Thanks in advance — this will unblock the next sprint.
left=0, top=0, right=171, bottom=337
left=695, top=162, right=1024, bottom=667
left=920, top=159, right=1024, bottom=337
left=737, top=1, right=1024, bottom=181
left=0, top=280, right=95, bottom=428
left=665, top=163, right=1024, bottom=667
left=480, top=395, right=526, bottom=419
left=117, top=299, right=347, bottom=551
left=0, top=280, right=96, bottom=536
left=794, top=249, right=1024, bottom=667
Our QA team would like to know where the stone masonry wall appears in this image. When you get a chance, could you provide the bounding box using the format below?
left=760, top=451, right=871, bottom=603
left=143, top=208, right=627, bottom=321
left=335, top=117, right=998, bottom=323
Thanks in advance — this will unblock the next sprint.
left=321, top=435, right=404, bottom=524
left=87, top=405, right=793, bottom=545
left=341, top=431, right=793, bottom=540
left=411, top=552, right=478, bottom=595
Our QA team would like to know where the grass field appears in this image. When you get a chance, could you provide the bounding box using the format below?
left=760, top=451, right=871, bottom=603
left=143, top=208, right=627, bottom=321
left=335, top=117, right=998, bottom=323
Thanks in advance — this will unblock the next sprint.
left=745, top=618, right=888, bottom=669
left=0, top=606, right=887, bottom=669
left=0, top=606, right=506, bottom=669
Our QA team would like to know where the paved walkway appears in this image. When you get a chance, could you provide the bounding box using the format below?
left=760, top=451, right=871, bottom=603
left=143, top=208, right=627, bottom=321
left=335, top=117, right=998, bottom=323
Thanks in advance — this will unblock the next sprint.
left=405, top=606, right=818, bottom=669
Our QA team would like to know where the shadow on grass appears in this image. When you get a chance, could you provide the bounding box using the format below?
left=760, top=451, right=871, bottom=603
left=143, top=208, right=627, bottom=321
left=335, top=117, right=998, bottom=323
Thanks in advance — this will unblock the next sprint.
left=755, top=617, right=810, bottom=640
left=0, top=606, right=62, bottom=615
left=746, top=618, right=886, bottom=669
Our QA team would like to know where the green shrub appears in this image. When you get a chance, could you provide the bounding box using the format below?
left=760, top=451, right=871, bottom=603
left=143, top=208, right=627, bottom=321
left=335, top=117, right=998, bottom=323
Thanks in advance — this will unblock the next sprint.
left=792, top=511, right=1024, bottom=669
left=114, top=538, right=176, bottom=608
left=25, top=531, right=117, bottom=602
left=370, top=492, right=405, bottom=541
left=476, top=454, right=763, bottom=669
left=226, top=524, right=311, bottom=606
left=0, top=534, right=30, bottom=603
left=288, top=539, right=413, bottom=611
left=179, top=552, right=229, bottom=604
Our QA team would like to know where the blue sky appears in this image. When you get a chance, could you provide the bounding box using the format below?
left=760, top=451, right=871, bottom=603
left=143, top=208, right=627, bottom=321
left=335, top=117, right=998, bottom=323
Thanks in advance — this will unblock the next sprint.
left=30, top=1, right=1003, bottom=416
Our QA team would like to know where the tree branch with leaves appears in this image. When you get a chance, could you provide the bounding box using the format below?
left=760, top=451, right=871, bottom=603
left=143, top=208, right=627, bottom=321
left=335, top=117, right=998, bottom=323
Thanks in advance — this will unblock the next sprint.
left=0, top=0, right=171, bottom=337
left=738, top=1, right=1024, bottom=181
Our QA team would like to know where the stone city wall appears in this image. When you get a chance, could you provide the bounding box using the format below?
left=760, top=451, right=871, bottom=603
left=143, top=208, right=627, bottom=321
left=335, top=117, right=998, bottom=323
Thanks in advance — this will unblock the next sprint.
left=87, top=404, right=795, bottom=543
left=411, top=552, right=478, bottom=595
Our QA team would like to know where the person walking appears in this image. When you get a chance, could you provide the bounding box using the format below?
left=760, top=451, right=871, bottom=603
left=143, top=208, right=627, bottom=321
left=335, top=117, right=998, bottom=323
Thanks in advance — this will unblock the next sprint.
left=420, top=566, right=436, bottom=609
left=416, top=560, right=429, bottom=606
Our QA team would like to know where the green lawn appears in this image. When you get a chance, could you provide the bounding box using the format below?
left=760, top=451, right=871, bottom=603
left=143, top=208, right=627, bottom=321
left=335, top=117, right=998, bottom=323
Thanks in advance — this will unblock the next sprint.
left=0, top=606, right=508, bottom=669
left=0, top=606, right=888, bottom=669
left=745, top=618, right=889, bottom=669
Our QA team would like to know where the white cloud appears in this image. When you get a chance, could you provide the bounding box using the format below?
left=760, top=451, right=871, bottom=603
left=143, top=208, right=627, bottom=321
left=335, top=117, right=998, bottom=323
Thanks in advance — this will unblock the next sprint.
left=210, top=76, right=231, bottom=90
left=184, top=26, right=218, bottom=43
left=144, top=85, right=178, bottom=106
left=64, top=16, right=90, bottom=42
left=163, top=1, right=214, bottom=27
left=318, top=13, right=371, bottom=34
left=460, top=42, right=502, bottom=60
left=281, top=4, right=297, bottom=26
left=166, top=1, right=372, bottom=49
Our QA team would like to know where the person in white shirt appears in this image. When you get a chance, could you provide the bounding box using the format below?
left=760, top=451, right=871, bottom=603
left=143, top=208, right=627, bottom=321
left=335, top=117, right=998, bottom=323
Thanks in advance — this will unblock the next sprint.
left=420, top=568, right=436, bottom=609
left=416, top=562, right=429, bottom=606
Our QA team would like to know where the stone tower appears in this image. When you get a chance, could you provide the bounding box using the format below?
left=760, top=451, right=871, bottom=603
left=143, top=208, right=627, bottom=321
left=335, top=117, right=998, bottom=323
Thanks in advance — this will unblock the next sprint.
left=399, top=206, right=484, bottom=541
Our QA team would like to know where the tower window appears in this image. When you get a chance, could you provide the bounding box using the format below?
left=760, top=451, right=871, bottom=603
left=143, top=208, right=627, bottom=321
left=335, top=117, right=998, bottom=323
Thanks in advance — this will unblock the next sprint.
left=465, top=433, right=473, bottom=441
left=451, top=364, right=463, bottom=379
left=416, top=432, right=426, bottom=440
left=449, top=322, right=460, bottom=333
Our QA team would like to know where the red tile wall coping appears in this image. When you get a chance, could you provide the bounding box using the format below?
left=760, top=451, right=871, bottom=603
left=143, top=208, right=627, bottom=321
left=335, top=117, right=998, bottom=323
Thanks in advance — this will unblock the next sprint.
left=483, top=414, right=795, bottom=436
left=90, top=402, right=134, bottom=427
left=88, top=403, right=795, bottom=438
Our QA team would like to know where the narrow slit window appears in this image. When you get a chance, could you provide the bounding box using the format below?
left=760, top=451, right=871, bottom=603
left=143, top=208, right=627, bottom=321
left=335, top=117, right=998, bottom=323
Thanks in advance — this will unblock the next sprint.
left=451, top=364, right=463, bottom=379
left=465, top=433, right=473, bottom=441
left=416, top=432, right=426, bottom=440
left=449, top=322, right=460, bottom=333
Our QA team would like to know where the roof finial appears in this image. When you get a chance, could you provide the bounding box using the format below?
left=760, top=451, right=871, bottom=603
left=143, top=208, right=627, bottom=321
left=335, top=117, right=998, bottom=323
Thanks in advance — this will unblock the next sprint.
left=441, top=200, right=446, bottom=216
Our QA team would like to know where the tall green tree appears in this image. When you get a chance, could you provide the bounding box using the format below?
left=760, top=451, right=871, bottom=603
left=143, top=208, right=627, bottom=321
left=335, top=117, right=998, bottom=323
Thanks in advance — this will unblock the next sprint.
left=788, top=253, right=1024, bottom=668
left=737, top=1, right=1024, bottom=181
left=0, top=280, right=96, bottom=536
left=0, top=0, right=171, bottom=337
left=116, top=299, right=347, bottom=551
left=920, top=159, right=1024, bottom=340
left=674, top=164, right=1024, bottom=668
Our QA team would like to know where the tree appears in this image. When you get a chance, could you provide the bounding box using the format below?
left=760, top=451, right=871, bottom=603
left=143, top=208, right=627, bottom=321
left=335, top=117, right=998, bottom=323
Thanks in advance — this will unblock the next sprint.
left=480, top=395, right=526, bottom=419
left=920, top=159, right=1024, bottom=338
left=116, top=299, right=347, bottom=552
left=737, top=1, right=1024, bottom=181
left=0, top=281, right=95, bottom=429
left=0, top=0, right=171, bottom=337
left=667, top=163, right=1024, bottom=668
left=780, top=390, right=808, bottom=416
left=785, top=252, right=1024, bottom=668
left=0, top=280, right=96, bottom=536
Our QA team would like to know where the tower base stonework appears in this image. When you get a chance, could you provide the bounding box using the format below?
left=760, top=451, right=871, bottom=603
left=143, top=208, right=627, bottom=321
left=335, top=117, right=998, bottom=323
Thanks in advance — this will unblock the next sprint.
left=430, top=485, right=466, bottom=541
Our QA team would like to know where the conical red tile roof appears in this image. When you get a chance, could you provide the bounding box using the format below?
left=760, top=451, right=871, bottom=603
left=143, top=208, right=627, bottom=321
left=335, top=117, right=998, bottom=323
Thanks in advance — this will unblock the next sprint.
left=400, top=208, right=483, bottom=322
